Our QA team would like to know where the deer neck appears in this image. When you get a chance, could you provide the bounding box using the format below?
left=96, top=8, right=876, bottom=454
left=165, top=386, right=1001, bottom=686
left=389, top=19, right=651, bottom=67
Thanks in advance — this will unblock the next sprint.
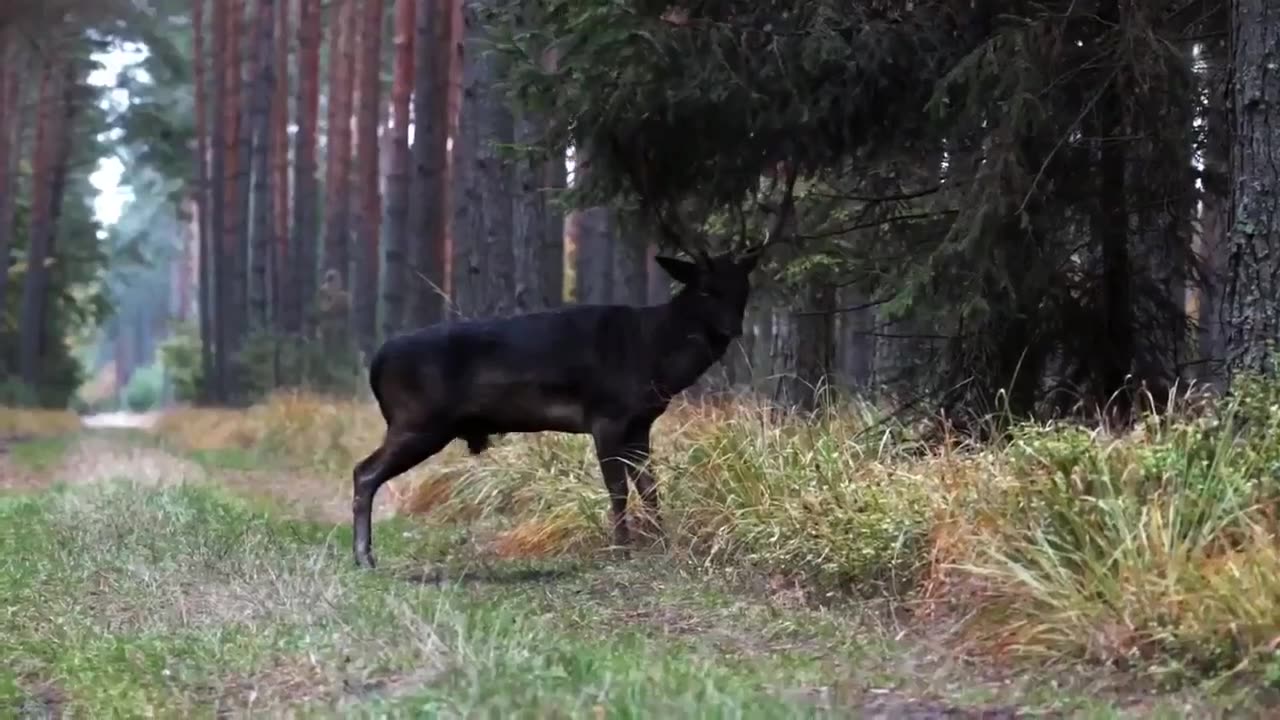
left=649, top=294, right=730, bottom=396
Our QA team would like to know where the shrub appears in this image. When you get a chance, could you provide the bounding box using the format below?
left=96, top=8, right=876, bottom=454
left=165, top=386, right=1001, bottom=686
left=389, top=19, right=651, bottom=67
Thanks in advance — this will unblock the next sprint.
left=123, top=364, right=165, bottom=412
left=158, top=323, right=203, bottom=403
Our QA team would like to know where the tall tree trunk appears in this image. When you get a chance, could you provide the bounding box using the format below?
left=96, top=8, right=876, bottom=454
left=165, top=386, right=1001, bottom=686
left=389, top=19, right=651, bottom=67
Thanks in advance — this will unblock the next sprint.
left=451, top=0, right=515, bottom=319
left=837, top=285, right=876, bottom=392
left=511, top=32, right=561, bottom=312
left=322, top=0, right=354, bottom=293
left=354, top=0, right=384, bottom=354
left=211, top=0, right=230, bottom=400
left=232, top=0, right=255, bottom=364
left=778, top=280, right=836, bottom=411
left=570, top=206, right=613, bottom=304
left=270, top=0, right=290, bottom=332
left=290, top=0, right=321, bottom=337
left=193, top=0, right=215, bottom=401
left=542, top=144, right=566, bottom=306
left=1225, top=0, right=1280, bottom=377
left=0, top=30, right=23, bottom=315
left=611, top=218, right=647, bottom=306
left=1096, top=69, right=1132, bottom=411
left=383, top=0, right=415, bottom=337
left=220, top=0, right=248, bottom=398
left=1197, top=36, right=1230, bottom=385
left=248, top=0, right=276, bottom=331
left=406, top=0, right=451, bottom=327
left=19, top=58, right=74, bottom=391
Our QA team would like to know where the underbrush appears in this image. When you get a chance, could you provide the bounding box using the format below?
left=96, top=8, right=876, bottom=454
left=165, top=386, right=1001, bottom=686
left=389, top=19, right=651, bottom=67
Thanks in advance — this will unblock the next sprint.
left=153, top=377, right=1280, bottom=684
left=0, top=407, right=81, bottom=439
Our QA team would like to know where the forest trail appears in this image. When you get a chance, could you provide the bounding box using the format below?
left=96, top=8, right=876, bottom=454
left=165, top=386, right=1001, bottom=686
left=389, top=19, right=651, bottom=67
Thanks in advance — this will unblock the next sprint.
left=0, top=428, right=1236, bottom=718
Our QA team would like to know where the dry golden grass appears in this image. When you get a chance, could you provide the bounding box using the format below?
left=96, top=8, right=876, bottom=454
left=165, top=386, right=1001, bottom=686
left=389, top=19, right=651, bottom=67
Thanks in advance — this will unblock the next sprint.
left=0, top=407, right=82, bottom=438
left=150, top=388, right=1280, bottom=678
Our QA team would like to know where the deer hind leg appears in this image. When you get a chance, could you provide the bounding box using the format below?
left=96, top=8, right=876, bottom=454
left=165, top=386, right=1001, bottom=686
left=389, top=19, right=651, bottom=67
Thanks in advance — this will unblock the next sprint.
left=352, top=427, right=452, bottom=569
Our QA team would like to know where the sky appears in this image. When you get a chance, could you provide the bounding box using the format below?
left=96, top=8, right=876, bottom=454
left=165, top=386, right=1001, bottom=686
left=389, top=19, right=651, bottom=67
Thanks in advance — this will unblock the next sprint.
left=79, top=42, right=573, bottom=233
left=86, top=44, right=147, bottom=229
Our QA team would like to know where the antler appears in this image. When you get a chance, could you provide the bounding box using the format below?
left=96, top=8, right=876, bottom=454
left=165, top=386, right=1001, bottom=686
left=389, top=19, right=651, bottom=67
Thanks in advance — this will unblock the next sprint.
left=741, top=160, right=799, bottom=260
left=606, top=132, right=705, bottom=262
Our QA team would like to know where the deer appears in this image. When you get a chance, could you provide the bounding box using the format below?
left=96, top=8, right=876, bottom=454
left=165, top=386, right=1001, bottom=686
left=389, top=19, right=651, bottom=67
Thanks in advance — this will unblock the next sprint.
left=350, top=159, right=799, bottom=570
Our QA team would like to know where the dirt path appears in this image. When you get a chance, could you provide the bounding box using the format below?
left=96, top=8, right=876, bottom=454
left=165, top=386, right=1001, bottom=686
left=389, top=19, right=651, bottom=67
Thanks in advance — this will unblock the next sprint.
left=0, top=429, right=397, bottom=525
left=0, top=429, right=1250, bottom=718
left=80, top=411, right=162, bottom=431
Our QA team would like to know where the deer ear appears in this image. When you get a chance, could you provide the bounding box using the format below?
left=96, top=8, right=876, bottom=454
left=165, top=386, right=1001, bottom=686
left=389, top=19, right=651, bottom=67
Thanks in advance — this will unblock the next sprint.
left=655, top=256, right=700, bottom=285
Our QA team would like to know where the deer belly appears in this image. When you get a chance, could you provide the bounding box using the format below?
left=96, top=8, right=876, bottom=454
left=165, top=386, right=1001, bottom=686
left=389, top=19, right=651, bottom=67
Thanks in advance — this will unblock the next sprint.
left=462, top=381, right=588, bottom=434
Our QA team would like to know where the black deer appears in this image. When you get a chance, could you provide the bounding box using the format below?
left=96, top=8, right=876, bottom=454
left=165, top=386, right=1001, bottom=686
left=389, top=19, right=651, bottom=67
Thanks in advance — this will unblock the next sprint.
left=350, top=174, right=798, bottom=569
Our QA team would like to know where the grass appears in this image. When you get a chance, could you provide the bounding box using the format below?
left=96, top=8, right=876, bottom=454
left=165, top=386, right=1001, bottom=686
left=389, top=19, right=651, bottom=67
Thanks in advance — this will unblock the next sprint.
left=0, top=407, right=81, bottom=439
left=0, top=375, right=1266, bottom=714
left=5, top=435, right=75, bottom=472
left=0, top=477, right=1148, bottom=718
left=147, top=381, right=1280, bottom=703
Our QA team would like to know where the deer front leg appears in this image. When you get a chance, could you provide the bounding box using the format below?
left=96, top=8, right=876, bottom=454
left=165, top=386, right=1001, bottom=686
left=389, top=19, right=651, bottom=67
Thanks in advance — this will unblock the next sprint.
left=591, top=422, right=631, bottom=549
left=624, top=421, right=662, bottom=543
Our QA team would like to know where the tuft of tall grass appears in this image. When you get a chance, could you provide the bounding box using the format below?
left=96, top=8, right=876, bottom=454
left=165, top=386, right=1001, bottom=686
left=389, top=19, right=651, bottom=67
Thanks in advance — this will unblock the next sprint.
left=153, top=376, right=1280, bottom=679
left=942, top=391, right=1280, bottom=677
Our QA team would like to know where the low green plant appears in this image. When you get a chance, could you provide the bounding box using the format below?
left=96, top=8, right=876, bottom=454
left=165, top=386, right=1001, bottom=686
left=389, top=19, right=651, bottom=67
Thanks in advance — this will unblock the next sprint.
left=122, top=363, right=165, bottom=412
left=157, top=322, right=202, bottom=403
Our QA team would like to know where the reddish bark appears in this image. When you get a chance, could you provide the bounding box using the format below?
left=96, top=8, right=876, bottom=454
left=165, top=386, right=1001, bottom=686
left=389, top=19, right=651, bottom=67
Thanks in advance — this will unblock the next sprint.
left=382, top=0, right=414, bottom=335
left=290, top=0, right=321, bottom=334
left=353, top=0, right=384, bottom=351
left=193, top=0, right=214, bottom=397
left=271, top=0, right=290, bottom=329
left=0, top=29, right=21, bottom=309
left=322, top=0, right=355, bottom=288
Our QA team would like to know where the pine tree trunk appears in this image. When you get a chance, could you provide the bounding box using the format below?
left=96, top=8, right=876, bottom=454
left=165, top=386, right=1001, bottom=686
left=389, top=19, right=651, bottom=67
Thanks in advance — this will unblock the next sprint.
left=451, top=0, right=515, bottom=320
left=248, top=0, right=276, bottom=331
left=220, top=0, right=249, bottom=398
left=1096, top=62, right=1133, bottom=409
left=780, top=281, right=836, bottom=411
left=193, top=0, right=215, bottom=400
left=542, top=144, right=566, bottom=306
left=354, top=0, right=384, bottom=354
left=231, top=0, right=254, bottom=379
left=611, top=218, right=647, bottom=306
left=1225, top=0, right=1280, bottom=377
left=322, top=0, right=354, bottom=293
left=511, top=34, right=561, bottom=312
left=211, top=0, right=230, bottom=400
left=290, top=0, right=321, bottom=337
left=405, top=0, right=451, bottom=327
left=382, top=0, right=415, bottom=338
left=0, top=30, right=22, bottom=314
left=270, top=0, right=290, bottom=332
left=18, top=59, right=74, bottom=390
left=571, top=207, right=613, bottom=304
left=836, top=285, right=876, bottom=392
left=1197, top=36, right=1230, bottom=385
left=512, top=111, right=547, bottom=312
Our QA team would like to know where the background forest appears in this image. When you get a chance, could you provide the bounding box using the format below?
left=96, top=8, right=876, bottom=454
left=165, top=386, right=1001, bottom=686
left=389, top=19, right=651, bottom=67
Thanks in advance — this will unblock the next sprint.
left=1, top=0, right=1268, bottom=426
left=12, top=2, right=1280, bottom=712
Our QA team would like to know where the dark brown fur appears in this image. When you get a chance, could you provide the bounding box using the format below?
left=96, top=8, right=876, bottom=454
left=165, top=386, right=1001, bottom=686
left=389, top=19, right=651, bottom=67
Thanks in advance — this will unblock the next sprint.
left=351, top=251, right=761, bottom=568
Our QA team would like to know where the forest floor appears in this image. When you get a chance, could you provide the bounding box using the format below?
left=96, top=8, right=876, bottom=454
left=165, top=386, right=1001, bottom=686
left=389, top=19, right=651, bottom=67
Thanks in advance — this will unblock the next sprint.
left=0, top=422, right=1265, bottom=718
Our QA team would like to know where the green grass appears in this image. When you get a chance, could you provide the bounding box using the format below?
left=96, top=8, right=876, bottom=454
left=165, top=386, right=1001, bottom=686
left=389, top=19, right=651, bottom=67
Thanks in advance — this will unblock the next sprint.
left=5, top=435, right=75, bottom=473
left=0, top=477, right=1210, bottom=718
